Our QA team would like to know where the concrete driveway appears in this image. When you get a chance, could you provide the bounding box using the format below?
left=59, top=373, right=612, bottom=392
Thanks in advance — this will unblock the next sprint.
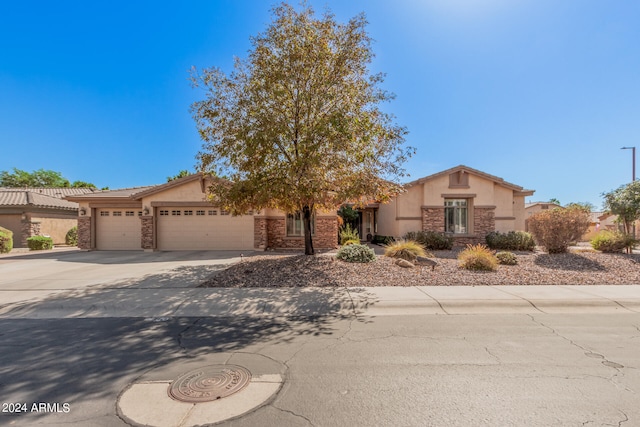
left=0, top=248, right=247, bottom=307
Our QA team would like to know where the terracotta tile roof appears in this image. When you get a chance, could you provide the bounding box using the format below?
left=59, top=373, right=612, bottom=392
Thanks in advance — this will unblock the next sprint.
left=0, top=190, right=79, bottom=210
left=0, top=187, right=98, bottom=198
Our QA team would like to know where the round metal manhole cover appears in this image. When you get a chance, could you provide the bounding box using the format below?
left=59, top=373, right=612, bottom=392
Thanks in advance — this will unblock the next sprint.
left=168, top=365, right=252, bottom=403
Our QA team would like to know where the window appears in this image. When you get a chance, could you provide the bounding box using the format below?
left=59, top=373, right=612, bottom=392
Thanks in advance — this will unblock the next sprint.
left=100, top=211, right=109, bottom=217
left=196, top=210, right=205, bottom=216
left=445, top=199, right=468, bottom=234
left=138, top=211, right=142, bottom=216
left=184, top=210, right=193, bottom=216
left=113, top=211, right=122, bottom=217
left=208, top=210, right=217, bottom=215
left=220, top=209, right=229, bottom=216
left=160, top=210, right=169, bottom=216
left=125, top=211, right=134, bottom=217
left=171, top=210, right=181, bottom=216
left=286, top=212, right=315, bottom=236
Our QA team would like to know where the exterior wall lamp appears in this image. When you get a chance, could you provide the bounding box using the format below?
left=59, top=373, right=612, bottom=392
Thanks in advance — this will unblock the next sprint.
left=143, top=207, right=150, bottom=215
left=79, top=207, right=86, bottom=216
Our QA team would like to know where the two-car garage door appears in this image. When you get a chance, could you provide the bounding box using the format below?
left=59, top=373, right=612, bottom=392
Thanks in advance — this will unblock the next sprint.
left=157, top=207, right=254, bottom=250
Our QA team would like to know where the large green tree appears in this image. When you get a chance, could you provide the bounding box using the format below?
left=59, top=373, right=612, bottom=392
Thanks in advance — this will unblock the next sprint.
left=0, top=168, right=96, bottom=188
left=191, top=3, right=412, bottom=255
left=602, top=180, right=640, bottom=235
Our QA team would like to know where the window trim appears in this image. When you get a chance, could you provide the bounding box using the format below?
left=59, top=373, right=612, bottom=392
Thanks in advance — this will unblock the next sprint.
left=444, top=199, right=468, bottom=234
left=286, top=211, right=315, bottom=237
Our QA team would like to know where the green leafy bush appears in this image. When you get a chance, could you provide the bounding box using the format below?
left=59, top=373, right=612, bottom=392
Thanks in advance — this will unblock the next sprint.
left=458, top=244, right=498, bottom=271
left=371, top=235, right=395, bottom=245
left=0, top=226, right=13, bottom=254
left=495, top=251, right=518, bottom=265
left=27, top=235, right=54, bottom=251
left=403, top=231, right=453, bottom=250
left=485, top=231, right=535, bottom=251
left=65, top=226, right=78, bottom=246
left=384, top=239, right=429, bottom=262
left=590, top=231, right=636, bottom=253
left=527, top=207, right=590, bottom=254
left=336, top=243, right=376, bottom=263
left=339, top=223, right=359, bottom=245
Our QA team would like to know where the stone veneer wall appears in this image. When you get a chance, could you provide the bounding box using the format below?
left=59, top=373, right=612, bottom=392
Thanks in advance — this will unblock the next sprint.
left=77, top=216, right=92, bottom=250
left=254, top=216, right=338, bottom=250
left=141, top=216, right=154, bottom=250
left=421, top=206, right=496, bottom=247
left=20, top=217, right=41, bottom=247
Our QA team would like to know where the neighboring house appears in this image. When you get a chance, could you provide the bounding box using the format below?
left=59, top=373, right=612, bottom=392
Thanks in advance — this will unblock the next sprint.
left=65, top=174, right=338, bottom=251
left=375, top=165, right=534, bottom=246
left=524, top=202, right=563, bottom=232
left=0, top=187, right=97, bottom=247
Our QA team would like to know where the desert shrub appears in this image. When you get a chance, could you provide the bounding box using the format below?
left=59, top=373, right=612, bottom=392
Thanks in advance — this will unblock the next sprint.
left=404, top=231, right=453, bottom=250
left=342, top=238, right=360, bottom=246
left=336, top=243, right=375, bottom=263
left=527, top=207, right=590, bottom=254
left=458, top=244, right=498, bottom=271
left=371, top=235, right=395, bottom=245
left=339, top=223, right=359, bottom=245
left=485, top=231, right=535, bottom=251
left=27, top=235, right=54, bottom=251
left=495, top=251, right=518, bottom=265
left=383, top=239, right=429, bottom=262
left=0, top=226, right=13, bottom=254
left=590, top=231, right=636, bottom=253
left=65, top=226, right=78, bottom=246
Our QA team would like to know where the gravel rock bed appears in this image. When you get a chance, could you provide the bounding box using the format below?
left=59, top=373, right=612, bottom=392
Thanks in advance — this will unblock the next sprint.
left=201, top=250, right=640, bottom=287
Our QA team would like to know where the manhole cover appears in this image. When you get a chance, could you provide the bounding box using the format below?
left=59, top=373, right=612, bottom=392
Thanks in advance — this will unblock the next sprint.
left=168, top=365, right=252, bottom=403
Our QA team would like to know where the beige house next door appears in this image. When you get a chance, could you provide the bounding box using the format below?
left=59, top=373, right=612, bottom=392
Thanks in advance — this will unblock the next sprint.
left=95, top=209, right=142, bottom=250
left=156, top=207, right=254, bottom=250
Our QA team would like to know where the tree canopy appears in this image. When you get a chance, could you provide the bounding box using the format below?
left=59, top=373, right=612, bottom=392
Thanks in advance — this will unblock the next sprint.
left=0, top=168, right=96, bottom=188
left=191, top=3, right=412, bottom=254
left=602, top=180, right=640, bottom=234
left=167, top=170, right=192, bottom=182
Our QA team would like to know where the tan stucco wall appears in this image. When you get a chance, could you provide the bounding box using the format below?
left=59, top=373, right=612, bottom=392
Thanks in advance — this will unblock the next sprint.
left=142, top=180, right=209, bottom=210
left=376, top=200, right=397, bottom=236
left=513, top=196, right=526, bottom=231
left=0, top=214, right=22, bottom=247
left=33, top=215, right=78, bottom=245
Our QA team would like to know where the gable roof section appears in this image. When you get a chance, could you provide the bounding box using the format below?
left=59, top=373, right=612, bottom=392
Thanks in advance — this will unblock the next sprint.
left=405, top=165, right=534, bottom=196
left=129, top=173, right=207, bottom=200
left=64, top=186, right=156, bottom=202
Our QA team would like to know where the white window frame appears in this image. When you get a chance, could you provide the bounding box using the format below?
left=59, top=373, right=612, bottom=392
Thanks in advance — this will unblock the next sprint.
left=286, top=211, right=315, bottom=237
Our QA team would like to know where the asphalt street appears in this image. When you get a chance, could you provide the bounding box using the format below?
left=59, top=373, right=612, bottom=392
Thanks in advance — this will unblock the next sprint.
left=1, top=249, right=639, bottom=426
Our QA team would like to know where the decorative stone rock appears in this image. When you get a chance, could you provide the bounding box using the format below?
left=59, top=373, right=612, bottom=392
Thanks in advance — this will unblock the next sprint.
left=416, top=256, right=437, bottom=270
left=395, top=258, right=414, bottom=268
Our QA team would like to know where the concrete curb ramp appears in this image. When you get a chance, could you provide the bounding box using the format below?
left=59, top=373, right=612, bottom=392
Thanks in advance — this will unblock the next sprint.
left=117, top=353, right=285, bottom=427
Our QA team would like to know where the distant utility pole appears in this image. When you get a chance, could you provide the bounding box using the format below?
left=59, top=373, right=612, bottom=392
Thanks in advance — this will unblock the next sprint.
left=621, top=146, right=636, bottom=181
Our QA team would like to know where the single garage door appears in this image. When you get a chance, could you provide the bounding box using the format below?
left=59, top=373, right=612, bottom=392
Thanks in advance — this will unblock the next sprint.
left=95, top=209, right=142, bottom=250
left=157, top=207, right=254, bottom=250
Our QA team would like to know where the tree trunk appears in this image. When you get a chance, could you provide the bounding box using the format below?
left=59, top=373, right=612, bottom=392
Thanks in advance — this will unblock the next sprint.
left=302, top=205, right=315, bottom=255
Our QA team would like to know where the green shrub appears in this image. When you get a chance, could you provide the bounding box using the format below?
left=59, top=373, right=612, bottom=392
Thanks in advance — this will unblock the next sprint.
left=590, top=231, right=636, bottom=253
left=383, top=239, right=429, bottom=261
left=336, top=243, right=376, bottom=263
left=495, top=251, right=518, bottom=265
left=339, top=223, right=359, bottom=245
left=342, top=238, right=360, bottom=246
left=371, top=235, right=395, bottom=245
left=527, top=207, right=590, bottom=254
left=0, top=226, right=13, bottom=254
left=27, top=235, right=54, bottom=251
left=485, top=231, right=535, bottom=251
left=65, top=226, right=78, bottom=246
left=403, top=231, right=453, bottom=250
left=458, top=244, right=498, bottom=271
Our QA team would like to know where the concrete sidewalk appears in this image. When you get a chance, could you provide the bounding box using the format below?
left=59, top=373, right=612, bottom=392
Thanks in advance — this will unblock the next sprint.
left=1, top=284, right=639, bottom=318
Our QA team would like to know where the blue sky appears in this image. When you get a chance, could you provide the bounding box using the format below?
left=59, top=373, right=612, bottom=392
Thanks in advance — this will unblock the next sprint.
left=1, top=1, right=639, bottom=209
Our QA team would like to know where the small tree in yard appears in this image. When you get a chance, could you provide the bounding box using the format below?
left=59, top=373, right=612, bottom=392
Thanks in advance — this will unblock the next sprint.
left=527, top=207, right=590, bottom=253
left=191, top=3, right=412, bottom=255
left=602, top=181, right=640, bottom=236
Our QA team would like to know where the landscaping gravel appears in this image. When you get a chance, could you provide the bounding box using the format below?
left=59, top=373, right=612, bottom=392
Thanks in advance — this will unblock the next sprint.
left=201, top=248, right=640, bottom=287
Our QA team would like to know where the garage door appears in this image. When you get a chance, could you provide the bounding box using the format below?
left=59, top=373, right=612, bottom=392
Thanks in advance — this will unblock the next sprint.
left=157, top=207, right=254, bottom=250
left=95, top=209, right=142, bottom=250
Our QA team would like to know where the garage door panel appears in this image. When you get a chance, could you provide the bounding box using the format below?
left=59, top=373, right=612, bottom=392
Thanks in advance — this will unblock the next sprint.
left=96, top=210, right=141, bottom=250
left=157, top=208, right=253, bottom=250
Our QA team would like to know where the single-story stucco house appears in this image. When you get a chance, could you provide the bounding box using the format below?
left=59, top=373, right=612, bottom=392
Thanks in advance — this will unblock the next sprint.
left=0, top=187, right=98, bottom=247
left=65, top=165, right=534, bottom=251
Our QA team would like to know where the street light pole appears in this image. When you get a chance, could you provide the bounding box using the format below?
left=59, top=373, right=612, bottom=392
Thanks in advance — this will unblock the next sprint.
left=621, top=146, right=636, bottom=181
